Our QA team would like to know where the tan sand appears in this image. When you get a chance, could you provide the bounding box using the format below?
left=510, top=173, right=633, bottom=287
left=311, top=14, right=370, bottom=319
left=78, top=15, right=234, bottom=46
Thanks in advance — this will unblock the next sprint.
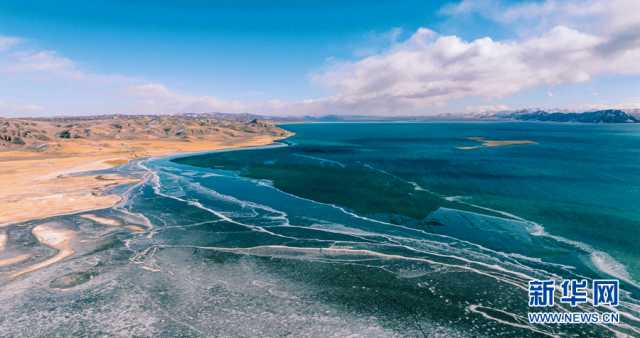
left=126, top=225, right=146, bottom=233
left=457, top=137, right=537, bottom=150
left=0, top=230, right=5, bottom=252
left=0, top=135, right=281, bottom=227
left=10, top=222, right=76, bottom=278
left=481, top=140, right=537, bottom=147
left=0, top=117, right=291, bottom=280
left=0, top=254, right=31, bottom=268
left=81, top=213, right=147, bottom=234
left=0, top=230, right=31, bottom=267
left=0, top=134, right=285, bottom=278
left=80, top=214, right=122, bottom=226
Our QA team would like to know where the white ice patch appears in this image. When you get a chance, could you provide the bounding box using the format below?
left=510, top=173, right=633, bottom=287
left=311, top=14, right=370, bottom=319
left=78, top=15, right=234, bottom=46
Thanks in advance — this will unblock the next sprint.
left=527, top=223, right=637, bottom=287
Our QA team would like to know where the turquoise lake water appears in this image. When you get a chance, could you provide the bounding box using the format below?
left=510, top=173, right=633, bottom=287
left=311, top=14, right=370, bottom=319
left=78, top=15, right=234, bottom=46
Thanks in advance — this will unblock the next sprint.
left=172, top=122, right=640, bottom=336
left=177, top=122, right=640, bottom=285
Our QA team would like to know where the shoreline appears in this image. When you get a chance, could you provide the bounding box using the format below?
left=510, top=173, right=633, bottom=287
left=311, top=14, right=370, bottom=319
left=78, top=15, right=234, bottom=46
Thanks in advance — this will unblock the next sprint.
left=0, top=134, right=289, bottom=227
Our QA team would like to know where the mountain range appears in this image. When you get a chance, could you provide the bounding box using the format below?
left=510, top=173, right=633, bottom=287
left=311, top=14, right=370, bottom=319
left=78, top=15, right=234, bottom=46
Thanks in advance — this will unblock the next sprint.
left=268, top=109, right=640, bottom=123
left=0, top=114, right=288, bottom=150
left=492, top=109, right=638, bottom=123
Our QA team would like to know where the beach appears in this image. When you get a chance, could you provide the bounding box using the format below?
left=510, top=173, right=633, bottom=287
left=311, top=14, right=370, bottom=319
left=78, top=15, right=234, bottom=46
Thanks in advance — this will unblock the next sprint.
left=0, top=135, right=283, bottom=227
left=456, top=136, right=537, bottom=150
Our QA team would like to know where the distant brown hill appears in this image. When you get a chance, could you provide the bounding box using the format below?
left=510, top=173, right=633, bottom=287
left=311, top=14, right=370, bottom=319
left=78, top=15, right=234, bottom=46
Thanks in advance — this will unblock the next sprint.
left=0, top=114, right=289, bottom=151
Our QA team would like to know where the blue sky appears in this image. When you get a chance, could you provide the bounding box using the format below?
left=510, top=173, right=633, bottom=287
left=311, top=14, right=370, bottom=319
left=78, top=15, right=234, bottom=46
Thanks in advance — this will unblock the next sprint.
left=0, top=1, right=451, bottom=100
left=1, top=0, right=639, bottom=116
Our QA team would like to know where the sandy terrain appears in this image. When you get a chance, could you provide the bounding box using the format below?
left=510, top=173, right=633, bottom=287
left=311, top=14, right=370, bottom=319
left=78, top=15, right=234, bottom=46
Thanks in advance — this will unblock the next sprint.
left=81, top=213, right=146, bottom=234
left=0, top=114, right=290, bottom=279
left=0, top=134, right=285, bottom=278
left=0, top=229, right=31, bottom=268
left=80, top=214, right=122, bottom=226
left=0, top=135, right=282, bottom=227
left=0, top=254, right=31, bottom=268
left=457, top=137, right=537, bottom=150
left=0, top=231, right=5, bottom=252
left=10, top=222, right=76, bottom=278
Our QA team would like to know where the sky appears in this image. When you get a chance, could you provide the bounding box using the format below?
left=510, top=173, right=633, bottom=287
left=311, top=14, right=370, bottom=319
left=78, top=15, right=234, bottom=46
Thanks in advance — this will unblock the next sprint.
left=1, top=0, right=640, bottom=117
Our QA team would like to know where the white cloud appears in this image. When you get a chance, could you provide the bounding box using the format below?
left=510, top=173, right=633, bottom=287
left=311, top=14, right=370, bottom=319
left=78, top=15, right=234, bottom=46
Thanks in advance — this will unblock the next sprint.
left=445, top=0, right=640, bottom=42
left=4, top=50, right=79, bottom=76
left=0, top=34, right=272, bottom=116
left=0, top=37, right=80, bottom=77
left=127, top=83, right=250, bottom=114
left=0, top=99, right=43, bottom=116
left=0, top=36, right=21, bottom=51
left=127, top=83, right=349, bottom=116
left=310, top=0, right=640, bottom=115
left=464, top=104, right=511, bottom=113
left=0, top=36, right=138, bottom=85
left=351, top=27, right=404, bottom=58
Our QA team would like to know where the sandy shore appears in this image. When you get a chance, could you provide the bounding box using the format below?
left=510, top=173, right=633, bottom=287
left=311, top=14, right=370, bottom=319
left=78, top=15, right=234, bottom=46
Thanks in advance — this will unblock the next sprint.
left=457, top=137, right=537, bottom=150
left=0, top=135, right=282, bottom=227
left=0, top=231, right=5, bottom=252
left=0, top=133, right=286, bottom=279
left=80, top=214, right=122, bottom=226
left=10, top=222, right=76, bottom=278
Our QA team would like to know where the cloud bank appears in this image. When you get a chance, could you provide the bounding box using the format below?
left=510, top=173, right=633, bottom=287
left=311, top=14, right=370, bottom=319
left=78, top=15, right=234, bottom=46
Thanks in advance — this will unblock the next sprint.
left=0, top=100, right=43, bottom=116
left=312, top=0, right=640, bottom=115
